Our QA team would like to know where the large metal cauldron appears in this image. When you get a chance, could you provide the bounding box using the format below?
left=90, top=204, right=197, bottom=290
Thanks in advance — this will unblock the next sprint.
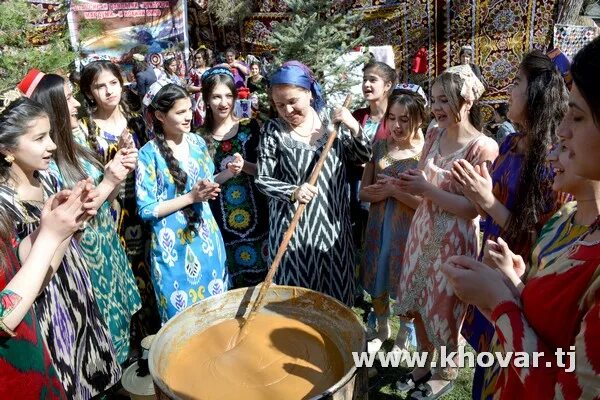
left=148, top=286, right=367, bottom=400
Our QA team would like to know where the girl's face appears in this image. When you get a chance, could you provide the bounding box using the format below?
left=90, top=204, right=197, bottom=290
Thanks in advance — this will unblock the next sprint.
left=558, top=83, right=600, bottom=180
left=195, top=54, right=205, bottom=68
left=157, top=98, right=192, bottom=136
left=362, top=70, right=391, bottom=102
left=547, top=142, right=584, bottom=195
left=226, top=52, right=236, bottom=64
left=507, top=69, right=528, bottom=126
left=251, top=64, right=260, bottom=77
left=387, top=103, right=416, bottom=144
left=460, top=52, right=472, bottom=65
left=88, top=69, right=122, bottom=110
left=64, top=82, right=81, bottom=129
left=431, top=81, right=470, bottom=129
left=8, top=116, right=56, bottom=174
left=167, top=60, right=177, bottom=74
left=271, top=85, right=312, bottom=127
left=208, top=83, right=234, bottom=121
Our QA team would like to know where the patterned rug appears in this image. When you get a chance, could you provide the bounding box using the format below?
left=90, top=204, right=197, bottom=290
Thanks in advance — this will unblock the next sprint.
left=553, top=24, right=600, bottom=61
left=228, top=0, right=558, bottom=103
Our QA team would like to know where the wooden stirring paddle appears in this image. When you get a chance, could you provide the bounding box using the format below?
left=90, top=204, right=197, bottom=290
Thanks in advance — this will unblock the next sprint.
left=234, top=94, right=353, bottom=343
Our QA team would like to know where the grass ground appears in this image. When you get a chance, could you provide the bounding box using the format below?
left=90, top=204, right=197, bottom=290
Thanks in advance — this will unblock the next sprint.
left=352, top=297, right=473, bottom=400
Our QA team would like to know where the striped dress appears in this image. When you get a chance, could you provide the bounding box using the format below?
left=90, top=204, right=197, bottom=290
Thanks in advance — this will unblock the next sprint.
left=255, top=108, right=372, bottom=306
left=0, top=171, right=120, bottom=399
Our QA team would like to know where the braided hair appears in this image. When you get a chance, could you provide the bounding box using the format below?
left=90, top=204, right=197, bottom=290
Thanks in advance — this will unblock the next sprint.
left=149, top=84, right=201, bottom=236
left=79, top=61, right=145, bottom=154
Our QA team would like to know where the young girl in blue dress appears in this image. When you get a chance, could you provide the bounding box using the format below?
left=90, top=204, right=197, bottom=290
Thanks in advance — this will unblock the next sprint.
left=136, top=84, right=228, bottom=323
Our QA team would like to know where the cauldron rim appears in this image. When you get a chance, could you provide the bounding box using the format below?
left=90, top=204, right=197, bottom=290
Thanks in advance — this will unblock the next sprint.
left=148, top=285, right=366, bottom=400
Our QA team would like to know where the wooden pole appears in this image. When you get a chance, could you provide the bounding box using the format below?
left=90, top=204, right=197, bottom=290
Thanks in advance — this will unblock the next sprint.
left=236, top=95, right=353, bottom=340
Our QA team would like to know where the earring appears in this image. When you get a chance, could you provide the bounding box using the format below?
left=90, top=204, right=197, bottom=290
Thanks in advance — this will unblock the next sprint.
left=4, top=154, right=14, bottom=164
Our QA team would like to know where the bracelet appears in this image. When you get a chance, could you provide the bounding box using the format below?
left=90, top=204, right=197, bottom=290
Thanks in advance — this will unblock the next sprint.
left=0, top=318, right=16, bottom=337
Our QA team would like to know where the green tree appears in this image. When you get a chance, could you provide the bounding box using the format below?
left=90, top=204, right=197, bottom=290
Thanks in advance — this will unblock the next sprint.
left=0, top=0, right=101, bottom=91
left=268, top=0, right=372, bottom=105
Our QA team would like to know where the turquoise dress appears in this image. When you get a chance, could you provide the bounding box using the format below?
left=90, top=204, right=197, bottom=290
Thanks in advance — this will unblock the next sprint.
left=49, top=131, right=142, bottom=363
left=136, top=133, right=228, bottom=323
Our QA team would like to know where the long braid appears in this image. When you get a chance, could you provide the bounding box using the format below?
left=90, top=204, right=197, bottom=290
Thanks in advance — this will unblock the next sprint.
left=152, top=119, right=201, bottom=237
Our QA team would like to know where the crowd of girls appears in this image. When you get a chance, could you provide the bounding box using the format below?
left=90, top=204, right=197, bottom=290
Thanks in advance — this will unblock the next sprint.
left=0, top=38, right=599, bottom=399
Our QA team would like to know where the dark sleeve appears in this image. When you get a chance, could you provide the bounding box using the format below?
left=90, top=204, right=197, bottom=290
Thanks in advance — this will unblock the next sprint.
left=245, top=119, right=261, bottom=164
left=255, top=120, right=299, bottom=202
left=136, top=72, right=148, bottom=99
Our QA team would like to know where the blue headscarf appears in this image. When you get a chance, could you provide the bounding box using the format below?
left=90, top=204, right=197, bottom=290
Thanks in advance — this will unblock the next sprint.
left=270, top=61, right=326, bottom=112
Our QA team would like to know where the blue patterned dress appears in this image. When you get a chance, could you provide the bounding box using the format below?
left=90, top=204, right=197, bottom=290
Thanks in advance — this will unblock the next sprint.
left=136, top=133, right=228, bottom=323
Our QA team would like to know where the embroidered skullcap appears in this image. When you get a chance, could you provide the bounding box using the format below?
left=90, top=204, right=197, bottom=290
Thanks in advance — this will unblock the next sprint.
left=394, top=83, right=429, bottom=107
left=444, top=64, right=485, bottom=101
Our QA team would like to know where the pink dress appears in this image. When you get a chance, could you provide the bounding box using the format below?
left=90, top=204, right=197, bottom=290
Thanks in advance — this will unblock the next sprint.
left=396, top=127, right=498, bottom=351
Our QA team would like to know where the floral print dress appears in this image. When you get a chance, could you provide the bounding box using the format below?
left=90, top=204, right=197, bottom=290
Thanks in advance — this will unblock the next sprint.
left=136, top=133, right=228, bottom=323
left=205, top=119, right=269, bottom=288
left=360, top=139, right=419, bottom=313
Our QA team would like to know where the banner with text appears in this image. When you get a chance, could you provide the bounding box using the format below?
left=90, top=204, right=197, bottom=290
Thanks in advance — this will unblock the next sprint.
left=67, top=0, right=188, bottom=70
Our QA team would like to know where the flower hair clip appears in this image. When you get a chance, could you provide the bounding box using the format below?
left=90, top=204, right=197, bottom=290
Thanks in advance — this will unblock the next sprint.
left=0, top=89, right=23, bottom=114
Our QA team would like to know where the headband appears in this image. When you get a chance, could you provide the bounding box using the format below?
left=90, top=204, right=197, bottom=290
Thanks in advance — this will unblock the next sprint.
left=444, top=64, right=485, bottom=101
left=17, top=69, right=46, bottom=98
left=0, top=89, right=24, bottom=114
left=201, top=67, right=234, bottom=83
left=270, top=61, right=326, bottom=112
left=80, top=54, right=112, bottom=68
left=394, top=83, right=429, bottom=107
left=142, top=79, right=171, bottom=107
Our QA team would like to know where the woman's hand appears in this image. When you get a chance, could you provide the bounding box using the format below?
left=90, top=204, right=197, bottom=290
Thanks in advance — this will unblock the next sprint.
left=293, top=183, right=318, bottom=204
left=452, top=160, right=494, bottom=209
left=332, top=107, right=360, bottom=136
left=397, top=169, right=431, bottom=196
left=117, top=131, right=135, bottom=150
left=483, top=237, right=527, bottom=280
left=104, top=148, right=137, bottom=186
left=41, top=182, right=90, bottom=239
left=189, top=179, right=220, bottom=202
left=226, top=153, right=244, bottom=175
left=441, top=255, right=518, bottom=312
left=375, top=174, right=399, bottom=198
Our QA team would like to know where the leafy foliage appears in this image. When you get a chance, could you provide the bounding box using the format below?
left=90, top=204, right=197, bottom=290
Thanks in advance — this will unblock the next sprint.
left=208, top=0, right=254, bottom=28
left=268, top=0, right=372, bottom=104
left=0, top=0, right=101, bottom=91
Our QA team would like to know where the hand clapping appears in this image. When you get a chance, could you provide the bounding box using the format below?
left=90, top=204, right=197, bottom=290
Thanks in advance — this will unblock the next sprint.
left=226, top=153, right=244, bottom=175
left=189, top=179, right=220, bottom=202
